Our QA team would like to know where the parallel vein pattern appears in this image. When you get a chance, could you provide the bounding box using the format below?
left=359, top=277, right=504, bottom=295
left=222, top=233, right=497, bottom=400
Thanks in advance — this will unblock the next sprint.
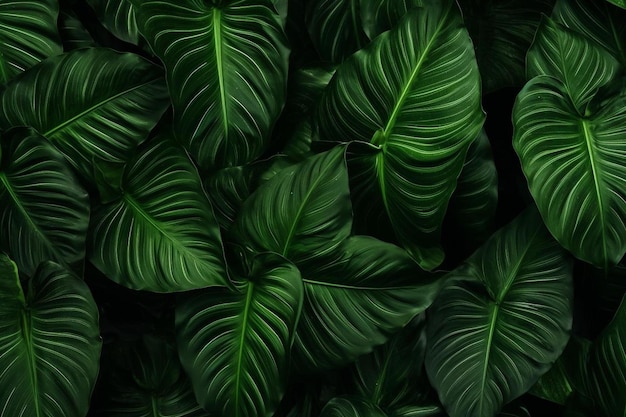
left=135, top=0, right=289, bottom=168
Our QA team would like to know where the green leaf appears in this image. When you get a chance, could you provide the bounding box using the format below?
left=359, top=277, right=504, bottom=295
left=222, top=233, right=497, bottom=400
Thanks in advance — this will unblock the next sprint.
left=459, top=0, right=554, bottom=92
left=176, top=253, right=303, bottom=417
left=526, top=16, right=620, bottom=109
left=306, top=0, right=368, bottom=63
left=87, top=0, right=141, bottom=45
left=233, top=146, right=352, bottom=265
left=0, top=0, right=62, bottom=83
left=425, top=210, right=574, bottom=417
left=586, top=295, right=626, bottom=417
left=293, top=235, right=441, bottom=372
left=58, top=9, right=96, bottom=51
left=606, top=0, right=626, bottom=9
left=0, top=255, right=102, bottom=417
left=0, top=127, right=89, bottom=276
left=134, top=0, right=289, bottom=168
left=352, top=315, right=428, bottom=409
left=95, top=335, right=209, bottom=417
left=89, top=136, right=227, bottom=292
left=316, top=3, right=484, bottom=270
left=513, top=75, right=626, bottom=267
left=320, top=397, right=387, bottom=417
left=359, top=0, right=422, bottom=40
left=389, top=405, right=446, bottom=417
left=553, top=0, right=626, bottom=67
left=0, top=48, right=170, bottom=180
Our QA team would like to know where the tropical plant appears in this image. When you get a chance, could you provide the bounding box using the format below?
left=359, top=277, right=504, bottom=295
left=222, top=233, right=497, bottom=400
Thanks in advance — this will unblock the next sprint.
left=0, top=0, right=624, bottom=416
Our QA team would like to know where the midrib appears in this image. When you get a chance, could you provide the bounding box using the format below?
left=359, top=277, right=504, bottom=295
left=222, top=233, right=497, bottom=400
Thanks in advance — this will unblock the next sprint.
left=213, top=8, right=229, bottom=140
left=21, top=309, right=41, bottom=417
left=234, top=282, right=254, bottom=417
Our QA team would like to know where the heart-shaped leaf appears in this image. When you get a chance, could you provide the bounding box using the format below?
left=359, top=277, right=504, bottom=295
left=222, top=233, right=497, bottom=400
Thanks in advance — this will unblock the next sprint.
left=89, top=136, right=227, bottom=292
left=233, top=146, right=352, bottom=265
left=176, top=253, right=303, bottom=417
left=0, top=48, right=170, bottom=180
left=134, top=0, right=289, bottom=168
left=425, top=210, right=573, bottom=417
left=294, top=235, right=441, bottom=372
left=316, top=2, right=484, bottom=270
left=0, top=0, right=62, bottom=83
left=0, top=255, right=101, bottom=417
left=0, top=127, right=89, bottom=276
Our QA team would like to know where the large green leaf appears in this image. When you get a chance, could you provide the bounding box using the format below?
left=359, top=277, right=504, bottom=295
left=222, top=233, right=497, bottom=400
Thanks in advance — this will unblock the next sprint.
left=553, top=0, right=626, bottom=67
left=0, top=255, right=101, bottom=417
left=586, top=295, right=626, bottom=416
left=359, top=0, right=422, bottom=40
left=95, top=335, right=208, bottom=417
left=513, top=75, right=626, bottom=267
left=305, top=0, right=368, bottom=63
left=0, top=0, right=62, bottom=83
left=459, top=0, right=554, bottom=92
left=526, top=16, right=620, bottom=109
left=425, top=210, right=573, bottom=417
left=232, top=146, right=352, bottom=265
left=134, top=0, right=289, bottom=168
left=316, top=3, right=484, bottom=270
left=0, top=127, right=89, bottom=276
left=89, top=136, right=227, bottom=292
left=0, top=48, right=169, bottom=180
left=176, top=253, right=302, bottom=417
left=87, top=0, right=141, bottom=45
left=293, top=235, right=441, bottom=372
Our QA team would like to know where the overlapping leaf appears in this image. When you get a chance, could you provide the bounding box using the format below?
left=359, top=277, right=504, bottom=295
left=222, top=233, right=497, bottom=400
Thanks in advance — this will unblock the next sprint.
left=134, top=0, right=289, bottom=168
left=0, top=255, right=101, bottom=417
left=294, top=235, right=441, bottom=372
left=89, top=136, right=227, bottom=292
left=233, top=146, right=352, bottom=265
left=87, top=0, right=141, bottom=45
left=320, top=397, right=387, bottom=417
left=0, top=48, right=169, bottom=180
left=316, top=3, right=484, bottom=269
left=426, top=210, right=573, bottom=417
left=0, top=0, right=62, bottom=83
left=58, top=10, right=96, bottom=51
left=0, top=127, right=89, bottom=276
left=176, top=253, right=302, bottom=417
left=359, top=0, right=422, bottom=40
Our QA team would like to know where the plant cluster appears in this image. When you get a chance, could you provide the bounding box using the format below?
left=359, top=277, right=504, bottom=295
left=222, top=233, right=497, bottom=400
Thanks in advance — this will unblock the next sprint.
left=0, top=0, right=625, bottom=416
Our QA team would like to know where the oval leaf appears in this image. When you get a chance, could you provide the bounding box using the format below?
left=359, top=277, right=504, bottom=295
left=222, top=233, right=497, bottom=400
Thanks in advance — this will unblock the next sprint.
left=0, top=127, right=89, bottom=276
left=176, top=253, right=303, bottom=417
left=0, top=0, right=62, bottom=83
left=513, top=75, right=626, bottom=267
left=89, top=137, right=227, bottom=292
left=0, top=48, right=170, bottom=180
left=0, top=255, right=101, bottom=417
left=425, top=210, right=574, bottom=417
left=316, top=3, right=484, bottom=269
left=134, top=0, right=289, bottom=168
left=294, top=235, right=441, bottom=372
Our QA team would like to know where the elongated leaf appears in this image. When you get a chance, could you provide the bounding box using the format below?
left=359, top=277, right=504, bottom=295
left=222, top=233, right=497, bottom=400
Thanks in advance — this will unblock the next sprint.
left=0, top=127, right=89, bottom=276
left=320, top=397, right=387, bottom=417
left=0, top=256, right=101, bottom=417
left=294, top=235, right=441, bottom=372
left=459, top=0, right=554, bottom=92
left=87, top=0, right=140, bottom=44
left=134, top=0, right=289, bottom=168
left=306, top=0, right=368, bottom=63
left=390, top=405, right=446, bottom=417
left=513, top=76, right=626, bottom=267
left=553, top=0, right=626, bottom=67
left=352, top=315, right=428, bottom=409
left=176, top=253, right=302, bottom=417
left=96, top=335, right=208, bottom=417
left=89, top=136, right=227, bottom=292
left=0, top=48, right=169, bottom=180
left=233, top=146, right=352, bottom=265
left=526, top=16, right=620, bottom=108
left=0, top=0, right=62, bottom=83
left=58, top=10, right=96, bottom=51
left=359, top=0, right=422, bottom=40
left=607, top=0, right=626, bottom=8
left=425, top=210, right=573, bottom=417
left=586, top=296, right=626, bottom=416
left=316, top=3, right=484, bottom=270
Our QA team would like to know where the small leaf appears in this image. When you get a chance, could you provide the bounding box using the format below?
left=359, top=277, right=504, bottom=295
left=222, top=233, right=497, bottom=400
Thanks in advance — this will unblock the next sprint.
left=320, top=397, right=387, bottom=417
left=176, top=253, right=303, bottom=417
